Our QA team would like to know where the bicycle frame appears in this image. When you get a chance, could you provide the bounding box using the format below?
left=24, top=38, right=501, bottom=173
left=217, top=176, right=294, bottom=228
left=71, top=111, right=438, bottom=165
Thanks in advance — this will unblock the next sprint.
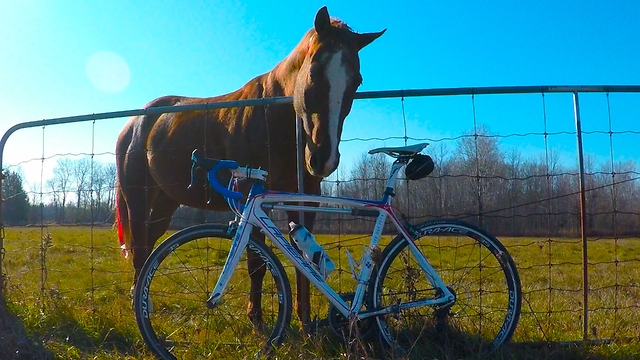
left=206, top=158, right=455, bottom=321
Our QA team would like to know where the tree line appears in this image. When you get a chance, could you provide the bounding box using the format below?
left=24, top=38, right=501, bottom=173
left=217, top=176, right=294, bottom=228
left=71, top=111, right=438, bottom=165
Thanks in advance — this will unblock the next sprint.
left=2, top=130, right=639, bottom=237
left=318, top=131, right=640, bottom=237
left=2, top=158, right=117, bottom=226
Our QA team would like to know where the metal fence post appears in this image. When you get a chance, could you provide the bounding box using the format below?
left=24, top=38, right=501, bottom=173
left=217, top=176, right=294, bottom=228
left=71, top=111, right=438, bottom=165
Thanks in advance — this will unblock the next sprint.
left=0, top=150, right=5, bottom=297
left=295, top=114, right=305, bottom=225
left=0, top=222, right=3, bottom=297
left=573, top=91, right=589, bottom=341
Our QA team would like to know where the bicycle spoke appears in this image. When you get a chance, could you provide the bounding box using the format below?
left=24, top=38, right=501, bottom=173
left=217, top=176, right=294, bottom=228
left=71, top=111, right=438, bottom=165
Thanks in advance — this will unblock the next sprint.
left=134, top=226, right=291, bottom=359
left=372, top=220, right=521, bottom=357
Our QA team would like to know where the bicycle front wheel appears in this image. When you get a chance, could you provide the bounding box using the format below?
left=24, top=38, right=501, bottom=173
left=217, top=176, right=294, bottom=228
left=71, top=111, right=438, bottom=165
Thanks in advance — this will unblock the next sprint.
left=371, top=220, right=521, bottom=356
left=134, top=224, right=292, bottom=359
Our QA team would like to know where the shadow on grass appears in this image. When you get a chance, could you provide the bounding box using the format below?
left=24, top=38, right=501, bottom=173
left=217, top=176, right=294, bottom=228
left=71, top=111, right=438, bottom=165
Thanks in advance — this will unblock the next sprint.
left=0, top=292, right=142, bottom=360
left=507, top=340, right=639, bottom=360
left=281, top=321, right=636, bottom=360
left=0, top=293, right=53, bottom=360
left=2, top=291, right=638, bottom=359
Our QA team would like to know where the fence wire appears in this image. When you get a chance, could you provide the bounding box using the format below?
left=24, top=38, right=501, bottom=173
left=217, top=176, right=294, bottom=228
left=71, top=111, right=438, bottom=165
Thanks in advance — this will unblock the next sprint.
left=1, top=86, right=639, bottom=349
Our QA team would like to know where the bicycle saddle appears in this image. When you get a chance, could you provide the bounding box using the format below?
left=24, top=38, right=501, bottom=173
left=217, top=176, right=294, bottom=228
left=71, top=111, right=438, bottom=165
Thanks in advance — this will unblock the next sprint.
left=368, top=143, right=429, bottom=157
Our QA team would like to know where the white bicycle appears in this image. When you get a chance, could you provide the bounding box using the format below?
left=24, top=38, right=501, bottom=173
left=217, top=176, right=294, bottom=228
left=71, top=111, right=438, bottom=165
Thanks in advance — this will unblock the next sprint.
left=134, top=143, right=522, bottom=359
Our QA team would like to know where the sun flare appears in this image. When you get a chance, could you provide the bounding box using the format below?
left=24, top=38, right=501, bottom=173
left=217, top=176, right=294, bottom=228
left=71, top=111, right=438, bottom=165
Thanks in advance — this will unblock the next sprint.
left=86, top=51, right=131, bottom=93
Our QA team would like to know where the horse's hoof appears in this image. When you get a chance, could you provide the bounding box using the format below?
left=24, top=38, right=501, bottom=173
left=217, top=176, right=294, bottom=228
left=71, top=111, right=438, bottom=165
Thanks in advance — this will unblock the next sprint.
left=247, top=303, right=264, bottom=333
left=248, top=314, right=264, bottom=333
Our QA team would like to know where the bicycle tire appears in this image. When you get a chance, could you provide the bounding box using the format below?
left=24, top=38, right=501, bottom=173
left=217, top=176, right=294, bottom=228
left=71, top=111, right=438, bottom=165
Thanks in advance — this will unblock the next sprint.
left=134, top=224, right=292, bottom=359
left=371, top=219, right=521, bottom=357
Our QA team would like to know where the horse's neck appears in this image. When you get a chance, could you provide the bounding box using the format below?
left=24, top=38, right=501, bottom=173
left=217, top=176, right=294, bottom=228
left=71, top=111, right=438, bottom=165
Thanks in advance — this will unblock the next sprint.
left=203, top=31, right=312, bottom=99
left=267, top=31, right=312, bottom=96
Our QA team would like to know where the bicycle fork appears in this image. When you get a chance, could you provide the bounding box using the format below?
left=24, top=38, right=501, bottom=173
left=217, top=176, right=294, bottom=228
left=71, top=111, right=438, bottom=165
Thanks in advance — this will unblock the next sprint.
left=206, top=206, right=256, bottom=309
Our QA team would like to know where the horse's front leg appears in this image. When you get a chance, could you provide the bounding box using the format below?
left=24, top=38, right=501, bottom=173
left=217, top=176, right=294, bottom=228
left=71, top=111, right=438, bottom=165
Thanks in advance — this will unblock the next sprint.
left=296, top=259, right=312, bottom=329
left=247, top=227, right=267, bottom=331
left=246, top=213, right=316, bottom=333
left=287, top=210, right=318, bottom=331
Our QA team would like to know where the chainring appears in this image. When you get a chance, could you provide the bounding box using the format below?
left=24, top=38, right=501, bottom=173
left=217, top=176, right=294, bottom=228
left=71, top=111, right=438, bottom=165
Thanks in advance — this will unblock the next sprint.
left=327, top=292, right=376, bottom=341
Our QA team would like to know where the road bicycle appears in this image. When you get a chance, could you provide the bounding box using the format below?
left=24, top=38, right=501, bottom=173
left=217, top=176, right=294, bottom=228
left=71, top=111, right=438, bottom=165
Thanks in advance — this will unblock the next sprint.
left=133, top=143, right=522, bottom=359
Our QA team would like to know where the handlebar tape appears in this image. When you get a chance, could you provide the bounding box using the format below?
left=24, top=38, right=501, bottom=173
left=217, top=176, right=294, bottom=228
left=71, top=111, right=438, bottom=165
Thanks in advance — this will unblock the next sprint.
left=207, top=160, right=243, bottom=201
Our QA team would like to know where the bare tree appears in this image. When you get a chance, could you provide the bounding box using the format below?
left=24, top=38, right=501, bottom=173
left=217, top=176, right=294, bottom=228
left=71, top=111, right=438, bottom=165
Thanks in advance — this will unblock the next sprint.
left=103, top=162, right=117, bottom=218
left=50, top=158, right=73, bottom=223
left=71, top=157, right=91, bottom=222
left=91, top=162, right=106, bottom=222
left=348, top=153, right=390, bottom=200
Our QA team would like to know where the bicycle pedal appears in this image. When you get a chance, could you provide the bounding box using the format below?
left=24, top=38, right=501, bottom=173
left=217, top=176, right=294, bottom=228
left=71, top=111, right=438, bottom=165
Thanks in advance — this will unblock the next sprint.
left=315, top=318, right=330, bottom=328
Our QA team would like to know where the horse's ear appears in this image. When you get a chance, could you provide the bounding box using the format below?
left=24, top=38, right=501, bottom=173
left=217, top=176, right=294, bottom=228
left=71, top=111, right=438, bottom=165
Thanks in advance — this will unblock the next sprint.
left=356, top=29, right=386, bottom=50
left=314, top=6, right=331, bottom=37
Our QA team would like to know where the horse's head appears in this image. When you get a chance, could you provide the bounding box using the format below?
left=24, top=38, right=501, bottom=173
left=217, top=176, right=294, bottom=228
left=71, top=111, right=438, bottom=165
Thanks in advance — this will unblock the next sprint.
left=293, top=6, right=384, bottom=177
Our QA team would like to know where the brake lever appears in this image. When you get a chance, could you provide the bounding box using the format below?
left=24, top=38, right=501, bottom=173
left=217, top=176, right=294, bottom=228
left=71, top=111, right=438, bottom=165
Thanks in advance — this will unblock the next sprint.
left=188, top=149, right=203, bottom=190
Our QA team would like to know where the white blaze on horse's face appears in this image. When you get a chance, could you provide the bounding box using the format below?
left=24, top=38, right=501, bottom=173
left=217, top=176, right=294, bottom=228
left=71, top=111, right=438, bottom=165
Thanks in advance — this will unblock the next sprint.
left=324, top=50, right=348, bottom=176
left=298, top=48, right=353, bottom=178
left=295, top=47, right=355, bottom=178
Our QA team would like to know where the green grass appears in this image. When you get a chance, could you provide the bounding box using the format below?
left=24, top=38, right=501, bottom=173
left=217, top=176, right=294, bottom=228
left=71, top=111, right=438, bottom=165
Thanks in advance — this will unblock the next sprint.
left=1, top=226, right=640, bottom=359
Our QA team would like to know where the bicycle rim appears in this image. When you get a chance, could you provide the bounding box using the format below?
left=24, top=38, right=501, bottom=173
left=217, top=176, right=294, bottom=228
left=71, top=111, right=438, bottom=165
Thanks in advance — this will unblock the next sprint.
left=134, top=225, right=292, bottom=359
left=372, top=220, right=521, bottom=357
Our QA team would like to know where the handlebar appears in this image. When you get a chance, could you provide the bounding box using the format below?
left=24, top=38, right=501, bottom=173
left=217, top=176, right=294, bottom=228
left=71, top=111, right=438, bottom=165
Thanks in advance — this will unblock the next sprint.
left=189, top=149, right=243, bottom=201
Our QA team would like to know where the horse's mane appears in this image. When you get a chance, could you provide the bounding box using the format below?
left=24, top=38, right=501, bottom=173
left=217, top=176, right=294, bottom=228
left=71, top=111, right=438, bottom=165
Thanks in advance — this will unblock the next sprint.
left=330, top=18, right=352, bottom=32
left=302, top=18, right=358, bottom=55
left=316, top=18, right=356, bottom=43
left=271, top=17, right=354, bottom=92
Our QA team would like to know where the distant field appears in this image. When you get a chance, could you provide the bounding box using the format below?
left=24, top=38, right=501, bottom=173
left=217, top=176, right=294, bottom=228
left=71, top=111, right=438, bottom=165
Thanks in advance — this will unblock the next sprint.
left=1, top=226, right=640, bottom=359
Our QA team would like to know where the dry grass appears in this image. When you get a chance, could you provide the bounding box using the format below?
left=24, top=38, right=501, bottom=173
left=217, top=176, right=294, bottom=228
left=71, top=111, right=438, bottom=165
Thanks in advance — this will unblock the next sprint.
left=1, top=226, right=640, bottom=359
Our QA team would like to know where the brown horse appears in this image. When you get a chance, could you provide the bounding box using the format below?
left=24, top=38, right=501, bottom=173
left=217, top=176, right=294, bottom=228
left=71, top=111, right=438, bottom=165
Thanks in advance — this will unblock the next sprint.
left=115, top=6, right=384, bottom=326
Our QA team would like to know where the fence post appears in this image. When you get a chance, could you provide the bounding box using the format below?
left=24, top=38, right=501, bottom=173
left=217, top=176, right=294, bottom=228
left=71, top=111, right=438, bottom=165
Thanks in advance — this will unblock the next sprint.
left=0, top=221, right=3, bottom=297
left=0, top=148, right=5, bottom=297
left=295, top=114, right=305, bottom=225
left=573, top=91, right=589, bottom=341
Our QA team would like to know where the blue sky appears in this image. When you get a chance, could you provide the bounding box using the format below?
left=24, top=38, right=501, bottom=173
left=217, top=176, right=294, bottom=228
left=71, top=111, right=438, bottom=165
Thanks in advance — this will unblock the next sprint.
left=1, top=1, right=639, bottom=186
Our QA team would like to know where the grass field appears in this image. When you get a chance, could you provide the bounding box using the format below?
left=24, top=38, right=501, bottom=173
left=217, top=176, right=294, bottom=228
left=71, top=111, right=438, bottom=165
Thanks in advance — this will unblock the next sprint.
left=1, top=226, right=640, bottom=359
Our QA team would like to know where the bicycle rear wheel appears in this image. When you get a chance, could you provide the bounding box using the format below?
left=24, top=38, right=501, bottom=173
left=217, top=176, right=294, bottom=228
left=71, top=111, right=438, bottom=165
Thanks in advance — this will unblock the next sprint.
left=134, top=224, right=292, bottom=359
left=371, top=220, right=521, bottom=357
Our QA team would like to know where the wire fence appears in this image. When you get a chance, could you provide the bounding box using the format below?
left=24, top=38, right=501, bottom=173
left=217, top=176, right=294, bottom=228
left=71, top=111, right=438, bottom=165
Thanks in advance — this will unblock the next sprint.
left=1, top=85, right=639, bottom=348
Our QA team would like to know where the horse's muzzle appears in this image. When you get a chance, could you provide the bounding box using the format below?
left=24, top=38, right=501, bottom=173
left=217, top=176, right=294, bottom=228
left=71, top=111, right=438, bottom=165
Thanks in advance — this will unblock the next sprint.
left=309, top=151, right=339, bottom=177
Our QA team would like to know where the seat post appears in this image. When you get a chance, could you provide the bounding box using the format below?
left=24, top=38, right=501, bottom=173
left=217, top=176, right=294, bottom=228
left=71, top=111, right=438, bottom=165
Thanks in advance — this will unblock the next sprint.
left=381, top=159, right=407, bottom=202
